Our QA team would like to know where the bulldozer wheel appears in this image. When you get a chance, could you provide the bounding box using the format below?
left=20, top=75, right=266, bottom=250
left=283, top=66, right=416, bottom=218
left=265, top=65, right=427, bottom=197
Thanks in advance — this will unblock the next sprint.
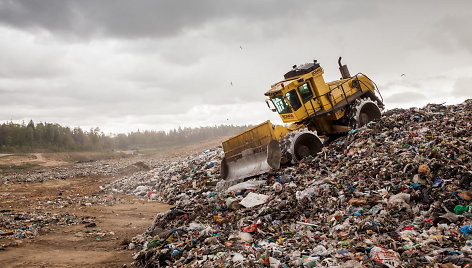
left=292, top=132, right=322, bottom=161
left=359, top=112, right=370, bottom=126
left=351, top=97, right=382, bottom=127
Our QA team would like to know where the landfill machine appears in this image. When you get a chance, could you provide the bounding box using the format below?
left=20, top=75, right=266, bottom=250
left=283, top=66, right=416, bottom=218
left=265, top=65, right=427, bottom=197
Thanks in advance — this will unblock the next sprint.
left=218, top=57, right=384, bottom=188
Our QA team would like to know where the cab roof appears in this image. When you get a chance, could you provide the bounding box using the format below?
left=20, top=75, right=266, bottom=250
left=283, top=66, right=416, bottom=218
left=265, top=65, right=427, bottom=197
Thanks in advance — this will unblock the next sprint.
left=264, top=77, right=298, bottom=96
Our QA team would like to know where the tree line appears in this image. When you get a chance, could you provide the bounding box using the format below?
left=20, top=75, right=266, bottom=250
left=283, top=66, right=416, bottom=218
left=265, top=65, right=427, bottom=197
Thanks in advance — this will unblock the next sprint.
left=0, top=120, right=251, bottom=152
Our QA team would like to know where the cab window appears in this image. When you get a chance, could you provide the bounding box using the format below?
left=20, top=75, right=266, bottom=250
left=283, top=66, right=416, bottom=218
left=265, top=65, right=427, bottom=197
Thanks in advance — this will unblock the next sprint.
left=286, top=90, right=302, bottom=111
left=271, top=96, right=291, bottom=114
left=298, top=83, right=313, bottom=103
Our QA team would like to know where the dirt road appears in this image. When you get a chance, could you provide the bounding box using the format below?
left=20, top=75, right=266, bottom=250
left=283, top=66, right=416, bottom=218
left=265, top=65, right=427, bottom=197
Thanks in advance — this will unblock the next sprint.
left=0, top=153, right=67, bottom=167
left=0, top=139, right=224, bottom=268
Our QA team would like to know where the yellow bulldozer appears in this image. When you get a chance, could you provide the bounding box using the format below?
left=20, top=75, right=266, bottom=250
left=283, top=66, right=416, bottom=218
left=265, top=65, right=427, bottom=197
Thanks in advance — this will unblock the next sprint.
left=218, top=57, right=384, bottom=189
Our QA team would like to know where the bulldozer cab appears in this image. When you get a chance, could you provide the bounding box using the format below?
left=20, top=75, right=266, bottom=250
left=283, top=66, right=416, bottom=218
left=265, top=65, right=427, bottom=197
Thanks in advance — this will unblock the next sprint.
left=265, top=67, right=326, bottom=123
left=265, top=62, right=381, bottom=128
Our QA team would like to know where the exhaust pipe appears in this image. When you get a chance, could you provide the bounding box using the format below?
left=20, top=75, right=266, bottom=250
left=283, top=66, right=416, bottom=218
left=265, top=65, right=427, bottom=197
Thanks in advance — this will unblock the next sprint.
left=338, top=57, right=351, bottom=79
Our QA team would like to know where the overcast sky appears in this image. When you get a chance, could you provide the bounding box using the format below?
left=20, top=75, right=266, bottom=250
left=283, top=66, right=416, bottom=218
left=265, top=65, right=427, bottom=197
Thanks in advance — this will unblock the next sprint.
left=0, top=0, right=471, bottom=133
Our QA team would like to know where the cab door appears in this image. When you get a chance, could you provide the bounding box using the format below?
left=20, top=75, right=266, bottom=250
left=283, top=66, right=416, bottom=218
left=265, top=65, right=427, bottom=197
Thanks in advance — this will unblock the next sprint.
left=284, top=88, right=308, bottom=121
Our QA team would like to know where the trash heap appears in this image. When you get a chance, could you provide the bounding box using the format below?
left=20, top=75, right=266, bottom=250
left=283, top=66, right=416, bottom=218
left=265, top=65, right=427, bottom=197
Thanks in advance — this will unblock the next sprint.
left=112, top=100, right=470, bottom=267
left=0, top=210, right=85, bottom=241
left=1, top=157, right=155, bottom=185
left=102, top=150, right=222, bottom=201
left=31, top=193, right=120, bottom=210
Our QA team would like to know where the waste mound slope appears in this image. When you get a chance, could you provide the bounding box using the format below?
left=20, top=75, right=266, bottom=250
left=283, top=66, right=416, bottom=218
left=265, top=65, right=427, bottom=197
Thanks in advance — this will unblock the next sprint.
left=106, top=100, right=471, bottom=267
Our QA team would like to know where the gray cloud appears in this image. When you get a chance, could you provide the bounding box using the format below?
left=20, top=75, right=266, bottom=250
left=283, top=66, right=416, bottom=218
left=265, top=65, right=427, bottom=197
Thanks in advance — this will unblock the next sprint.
left=424, top=14, right=472, bottom=54
left=0, top=30, right=68, bottom=78
left=0, top=0, right=301, bottom=39
left=385, top=91, right=426, bottom=104
left=381, top=79, right=422, bottom=92
left=453, top=77, right=472, bottom=97
left=0, top=0, right=390, bottom=42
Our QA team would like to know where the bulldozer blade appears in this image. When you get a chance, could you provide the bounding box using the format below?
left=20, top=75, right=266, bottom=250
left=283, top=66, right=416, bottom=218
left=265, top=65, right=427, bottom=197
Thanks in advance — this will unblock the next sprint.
left=218, top=140, right=281, bottom=190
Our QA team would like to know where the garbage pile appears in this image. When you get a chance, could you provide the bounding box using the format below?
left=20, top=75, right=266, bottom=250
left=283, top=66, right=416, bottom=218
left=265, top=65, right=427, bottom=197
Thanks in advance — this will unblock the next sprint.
left=0, top=210, right=85, bottom=243
left=111, top=100, right=470, bottom=267
left=1, top=157, right=155, bottom=184
left=102, top=149, right=221, bottom=202
left=74, top=228, right=116, bottom=242
left=31, top=193, right=120, bottom=210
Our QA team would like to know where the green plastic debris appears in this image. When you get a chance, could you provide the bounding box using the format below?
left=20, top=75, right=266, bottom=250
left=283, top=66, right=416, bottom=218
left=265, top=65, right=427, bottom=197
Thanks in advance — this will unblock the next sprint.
left=403, top=243, right=421, bottom=250
left=454, top=205, right=470, bottom=215
left=147, top=238, right=161, bottom=248
left=84, top=229, right=101, bottom=233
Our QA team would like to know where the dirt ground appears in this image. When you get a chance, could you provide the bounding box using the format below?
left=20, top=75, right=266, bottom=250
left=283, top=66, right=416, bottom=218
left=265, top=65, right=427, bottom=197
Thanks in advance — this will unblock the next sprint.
left=0, top=153, right=67, bottom=167
left=0, top=139, right=224, bottom=268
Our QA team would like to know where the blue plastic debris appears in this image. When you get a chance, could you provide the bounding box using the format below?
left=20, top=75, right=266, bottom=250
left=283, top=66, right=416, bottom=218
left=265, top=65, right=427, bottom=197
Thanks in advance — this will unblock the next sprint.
left=461, top=225, right=472, bottom=235
left=432, top=177, right=443, bottom=188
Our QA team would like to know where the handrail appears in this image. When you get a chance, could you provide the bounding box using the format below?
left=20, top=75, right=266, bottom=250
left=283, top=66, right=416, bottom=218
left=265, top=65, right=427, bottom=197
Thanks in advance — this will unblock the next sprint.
left=358, top=72, right=383, bottom=103
left=310, top=80, right=350, bottom=111
left=300, top=96, right=316, bottom=117
left=308, top=73, right=381, bottom=111
left=297, top=82, right=317, bottom=116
